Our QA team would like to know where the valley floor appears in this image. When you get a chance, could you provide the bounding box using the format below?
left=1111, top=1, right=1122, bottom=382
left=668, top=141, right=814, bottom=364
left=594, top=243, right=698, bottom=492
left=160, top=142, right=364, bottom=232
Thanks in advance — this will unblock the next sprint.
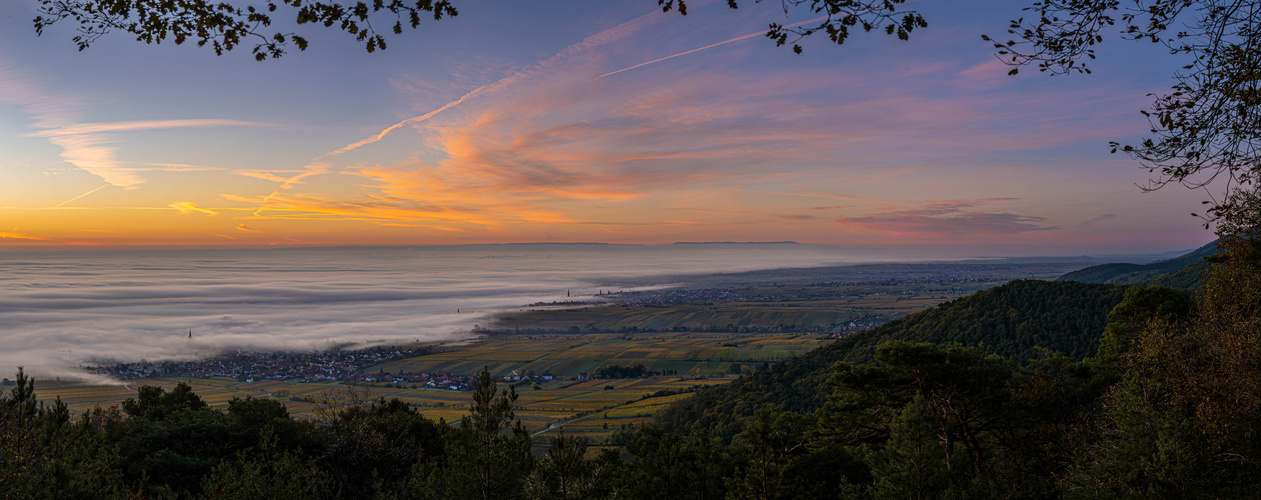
left=26, top=259, right=1092, bottom=446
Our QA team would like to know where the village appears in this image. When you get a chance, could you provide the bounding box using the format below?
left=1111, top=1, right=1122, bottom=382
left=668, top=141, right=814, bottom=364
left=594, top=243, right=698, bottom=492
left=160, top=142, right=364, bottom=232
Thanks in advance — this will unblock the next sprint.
left=93, top=345, right=577, bottom=391
left=97, top=347, right=452, bottom=387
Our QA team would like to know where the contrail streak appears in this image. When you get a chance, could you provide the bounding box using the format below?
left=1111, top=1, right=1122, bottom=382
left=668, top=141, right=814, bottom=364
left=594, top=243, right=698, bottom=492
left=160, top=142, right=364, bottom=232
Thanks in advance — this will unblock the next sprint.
left=248, top=8, right=667, bottom=220
left=250, top=84, right=492, bottom=218
left=307, top=8, right=664, bottom=162
left=324, top=85, right=491, bottom=157
left=53, top=183, right=110, bottom=208
left=592, top=16, right=829, bottom=81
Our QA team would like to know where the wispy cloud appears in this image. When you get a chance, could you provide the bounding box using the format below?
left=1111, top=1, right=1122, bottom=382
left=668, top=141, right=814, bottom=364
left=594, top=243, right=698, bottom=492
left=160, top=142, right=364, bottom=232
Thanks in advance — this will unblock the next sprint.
left=42, top=133, right=141, bottom=187
left=144, top=163, right=227, bottom=172
left=234, top=170, right=304, bottom=183
left=0, top=231, right=50, bottom=241
left=26, top=119, right=267, bottom=138
left=0, top=62, right=79, bottom=129
left=834, top=198, right=1054, bottom=238
left=0, top=60, right=267, bottom=188
left=169, top=202, right=219, bottom=215
left=36, top=121, right=267, bottom=188
left=232, top=189, right=572, bottom=227
left=1073, top=214, right=1117, bottom=228
left=776, top=214, right=817, bottom=220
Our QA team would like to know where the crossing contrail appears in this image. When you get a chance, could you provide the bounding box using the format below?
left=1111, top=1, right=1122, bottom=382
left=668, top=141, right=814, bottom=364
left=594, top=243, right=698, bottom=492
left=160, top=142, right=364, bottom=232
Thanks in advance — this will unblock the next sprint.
left=53, top=183, right=110, bottom=208
left=247, top=9, right=667, bottom=217
left=324, top=84, right=491, bottom=157
left=317, top=10, right=666, bottom=160
left=592, top=16, right=829, bottom=81
left=313, top=10, right=801, bottom=158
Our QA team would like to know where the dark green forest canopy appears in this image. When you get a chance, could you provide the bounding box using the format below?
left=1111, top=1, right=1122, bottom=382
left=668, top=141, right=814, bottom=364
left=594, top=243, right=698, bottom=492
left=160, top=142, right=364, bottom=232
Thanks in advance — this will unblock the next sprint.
left=655, top=279, right=1127, bottom=436
left=834, top=280, right=1128, bottom=363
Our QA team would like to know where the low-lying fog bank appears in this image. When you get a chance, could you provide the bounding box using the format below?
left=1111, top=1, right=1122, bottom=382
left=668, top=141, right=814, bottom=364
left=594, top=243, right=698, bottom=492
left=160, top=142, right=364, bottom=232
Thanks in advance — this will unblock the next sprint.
left=0, top=244, right=851, bottom=378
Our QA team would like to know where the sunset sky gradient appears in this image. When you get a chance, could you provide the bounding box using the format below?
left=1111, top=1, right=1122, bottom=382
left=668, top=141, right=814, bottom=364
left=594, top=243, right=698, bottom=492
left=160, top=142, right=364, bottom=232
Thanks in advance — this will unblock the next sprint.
left=0, top=0, right=1216, bottom=254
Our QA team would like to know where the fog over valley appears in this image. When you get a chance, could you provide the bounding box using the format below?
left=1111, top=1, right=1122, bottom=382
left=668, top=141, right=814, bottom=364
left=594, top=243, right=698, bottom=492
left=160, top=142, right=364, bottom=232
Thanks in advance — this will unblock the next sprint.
left=0, top=243, right=865, bottom=378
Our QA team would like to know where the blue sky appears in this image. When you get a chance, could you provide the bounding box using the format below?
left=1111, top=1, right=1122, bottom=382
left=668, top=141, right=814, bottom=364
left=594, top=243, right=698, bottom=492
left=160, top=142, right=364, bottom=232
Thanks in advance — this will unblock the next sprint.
left=0, top=0, right=1214, bottom=253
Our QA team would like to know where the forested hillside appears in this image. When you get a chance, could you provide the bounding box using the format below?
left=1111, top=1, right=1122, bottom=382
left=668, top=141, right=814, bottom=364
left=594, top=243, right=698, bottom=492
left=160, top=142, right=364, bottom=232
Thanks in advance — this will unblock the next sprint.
left=644, top=216, right=1261, bottom=498
left=655, top=280, right=1127, bottom=437
left=1143, top=259, right=1213, bottom=289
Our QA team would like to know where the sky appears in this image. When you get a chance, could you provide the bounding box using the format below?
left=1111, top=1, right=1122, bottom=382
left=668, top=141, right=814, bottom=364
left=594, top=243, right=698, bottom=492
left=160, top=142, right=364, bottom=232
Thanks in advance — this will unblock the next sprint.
left=0, top=0, right=1219, bottom=254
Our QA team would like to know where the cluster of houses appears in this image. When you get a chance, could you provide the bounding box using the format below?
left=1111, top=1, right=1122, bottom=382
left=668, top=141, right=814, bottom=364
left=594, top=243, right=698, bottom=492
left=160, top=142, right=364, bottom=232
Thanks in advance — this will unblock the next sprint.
left=614, top=287, right=787, bottom=307
left=827, top=318, right=890, bottom=339
left=95, top=347, right=579, bottom=391
left=341, top=370, right=481, bottom=390
left=97, top=347, right=438, bottom=383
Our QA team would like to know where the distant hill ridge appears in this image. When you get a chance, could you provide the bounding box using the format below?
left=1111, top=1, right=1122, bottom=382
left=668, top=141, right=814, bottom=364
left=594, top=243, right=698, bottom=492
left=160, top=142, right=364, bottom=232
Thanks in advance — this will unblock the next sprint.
left=1057, top=240, right=1218, bottom=288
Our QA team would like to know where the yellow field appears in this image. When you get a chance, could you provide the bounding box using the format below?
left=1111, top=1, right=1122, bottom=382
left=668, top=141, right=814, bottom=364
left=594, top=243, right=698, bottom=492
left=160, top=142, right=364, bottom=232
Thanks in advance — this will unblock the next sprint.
left=33, top=374, right=726, bottom=444
left=375, top=331, right=827, bottom=379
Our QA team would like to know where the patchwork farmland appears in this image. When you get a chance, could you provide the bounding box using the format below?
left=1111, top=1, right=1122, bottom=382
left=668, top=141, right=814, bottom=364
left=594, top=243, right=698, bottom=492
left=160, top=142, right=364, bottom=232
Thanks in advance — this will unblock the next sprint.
left=30, top=332, right=822, bottom=444
left=23, top=259, right=1087, bottom=446
left=372, top=332, right=826, bottom=378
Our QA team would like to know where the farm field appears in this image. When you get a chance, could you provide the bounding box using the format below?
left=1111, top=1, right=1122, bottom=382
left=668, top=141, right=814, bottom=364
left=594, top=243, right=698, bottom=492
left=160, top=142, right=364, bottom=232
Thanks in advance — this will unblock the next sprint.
left=22, top=260, right=1088, bottom=447
left=32, top=373, right=729, bottom=445
left=375, top=331, right=827, bottom=378
left=28, top=331, right=815, bottom=444
left=491, top=295, right=951, bottom=334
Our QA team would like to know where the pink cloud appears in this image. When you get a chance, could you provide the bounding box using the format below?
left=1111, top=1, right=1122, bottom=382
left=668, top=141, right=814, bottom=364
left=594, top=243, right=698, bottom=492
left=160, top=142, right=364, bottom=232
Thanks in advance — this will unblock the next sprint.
left=202, top=11, right=1164, bottom=243
left=954, top=59, right=1015, bottom=90
left=835, top=198, right=1054, bottom=238
left=1073, top=214, right=1118, bottom=227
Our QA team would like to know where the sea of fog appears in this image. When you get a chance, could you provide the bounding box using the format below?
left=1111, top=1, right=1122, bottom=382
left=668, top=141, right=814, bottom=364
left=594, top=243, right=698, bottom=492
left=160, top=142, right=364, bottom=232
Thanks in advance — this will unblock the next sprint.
left=0, top=243, right=891, bottom=379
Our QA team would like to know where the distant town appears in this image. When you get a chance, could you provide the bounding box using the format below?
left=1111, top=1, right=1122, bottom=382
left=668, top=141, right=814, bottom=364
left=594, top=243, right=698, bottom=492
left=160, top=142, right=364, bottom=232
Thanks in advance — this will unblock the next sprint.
left=95, top=347, right=475, bottom=389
